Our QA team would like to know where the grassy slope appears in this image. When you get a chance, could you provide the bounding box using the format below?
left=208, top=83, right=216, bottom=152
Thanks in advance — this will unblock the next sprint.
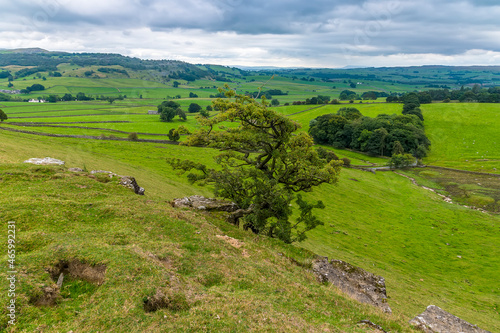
left=0, top=127, right=498, bottom=331
left=0, top=150, right=415, bottom=332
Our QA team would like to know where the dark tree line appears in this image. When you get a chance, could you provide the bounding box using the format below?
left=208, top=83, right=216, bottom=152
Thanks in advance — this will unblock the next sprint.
left=387, top=85, right=500, bottom=103
left=309, top=107, right=430, bottom=158
left=292, top=95, right=331, bottom=105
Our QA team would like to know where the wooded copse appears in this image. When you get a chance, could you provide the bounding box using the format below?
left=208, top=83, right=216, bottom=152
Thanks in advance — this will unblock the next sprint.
left=309, top=107, right=430, bottom=158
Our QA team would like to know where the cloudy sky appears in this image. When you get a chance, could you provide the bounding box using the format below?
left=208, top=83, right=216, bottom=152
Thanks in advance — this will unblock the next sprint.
left=1, top=0, right=500, bottom=68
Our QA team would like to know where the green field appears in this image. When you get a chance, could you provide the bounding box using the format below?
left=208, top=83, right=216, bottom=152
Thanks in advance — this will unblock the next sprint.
left=422, top=103, right=500, bottom=173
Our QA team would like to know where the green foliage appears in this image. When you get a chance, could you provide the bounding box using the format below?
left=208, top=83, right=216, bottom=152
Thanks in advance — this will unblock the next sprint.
left=388, top=153, right=415, bottom=168
left=316, top=147, right=339, bottom=162
left=177, top=109, right=187, bottom=121
left=47, top=95, right=58, bottom=103
left=392, top=141, right=405, bottom=155
left=167, top=128, right=180, bottom=141
left=176, top=125, right=191, bottom=135
left=158, top=100, right=182, bottom=122
left=97, top=67, right=129, bottom=76
left=337, top=107, right=362, bottom=120
left=199, top=109, right=209, bottom=118
left=271, top=98, right=280, bottom=106
left=188, top=103, right=202, bottom=113
left=23, top=83, right=45, bottom=93
left=128, top=132, right=139, bottom=141
left=309, top=112, right=430, bottom=157
left=341, top=157, right=351, bottom=167
left=0, top=108, right=7, bottom=121
left=339, top=90, right=360, bottom=101
left=168, top=86, right=342, bottom=243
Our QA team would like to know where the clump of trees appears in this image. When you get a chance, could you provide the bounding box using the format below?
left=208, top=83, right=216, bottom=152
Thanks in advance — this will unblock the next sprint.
left=387, top=86, right=500, bottom=103
left=401, top=93, right=424, bottom=121
left=292, top=95, right=331, bottom=105
left=168, top=86, right=342, bottom=243
left=20, top=84, right=45, bottom=94
left=308, top=107, right=430, bottom=157
left=158, top=101, right=185, bottom=122
left=339, top=90, right=360, bottom=101
left=188, top=103, right=202, bottom=113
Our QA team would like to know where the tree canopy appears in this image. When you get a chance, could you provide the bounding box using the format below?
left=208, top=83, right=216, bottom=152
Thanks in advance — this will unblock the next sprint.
left=308, top=107, right=430, bottom=157
left=188, top=103, right=202, bottom=113
left=0, top=109, right=7, bottom=122
left=158, top=101, right=183, bottom=122
left=168, top=86, right=342, bottom=243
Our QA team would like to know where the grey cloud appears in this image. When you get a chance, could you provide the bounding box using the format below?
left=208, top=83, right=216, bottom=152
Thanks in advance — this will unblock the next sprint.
left=0, top=0, right=499, bottom=66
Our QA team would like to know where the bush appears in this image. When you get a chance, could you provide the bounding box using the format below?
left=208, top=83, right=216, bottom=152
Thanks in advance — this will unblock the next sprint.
left=199, top=109, right=210, bottom=118
left=128, top=132, right=139, bottom=141
left=341, top=157, right=351, bottom=167
left=188, top=103, right=202, bottom=113
left=388, top=154, right=414, bottom=169
left=167, top=129, right=180, bottom=141
left=316, top=147, right=339, bottom=162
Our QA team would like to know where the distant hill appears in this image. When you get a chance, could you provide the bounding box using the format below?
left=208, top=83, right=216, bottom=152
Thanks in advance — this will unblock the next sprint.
left=1, top=48, right=500, bottom=88
left=0, top=48, right=216, bottom=81
left=1, top=47, right=49, bottom=54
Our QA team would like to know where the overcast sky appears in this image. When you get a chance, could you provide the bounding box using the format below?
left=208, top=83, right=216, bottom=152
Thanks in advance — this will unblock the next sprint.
left=1, top=0, right=500, bottom=68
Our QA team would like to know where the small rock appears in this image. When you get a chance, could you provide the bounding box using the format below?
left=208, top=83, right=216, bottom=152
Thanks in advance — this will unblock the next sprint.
left=68, top=167, right=84, bottom=172
left=119, top=176, right=145, bottom=195
left=90, top=170, right=114, bottom=175
left=24, top=157, right=65, bottom=165
left=457, top=255, right=462, bottom=259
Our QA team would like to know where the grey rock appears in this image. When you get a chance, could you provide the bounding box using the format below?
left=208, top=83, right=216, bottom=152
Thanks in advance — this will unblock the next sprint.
left=68, top=167, right=84, bottom=172
left=312, top=257, right=392, bottom=313
left=172, top=195, right=239, bottom=212
left=24, top=157, right=65, bottom=165
left=119, top=176, right=145, bottom=195
left=409, top=305, right=491, bottom=333
left=90, top=170, right=115, bottom=175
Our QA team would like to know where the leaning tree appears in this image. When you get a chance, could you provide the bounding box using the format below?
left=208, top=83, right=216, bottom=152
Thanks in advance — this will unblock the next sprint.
left=168, top=86, right=342, bottom=243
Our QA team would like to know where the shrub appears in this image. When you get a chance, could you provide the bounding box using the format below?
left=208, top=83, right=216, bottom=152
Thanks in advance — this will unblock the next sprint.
left=388, top=154, right=415, bottom=169
left=341, top=157, right=351, bottom=167
left=128, top=132, right=139, bottom=141
left=316, top=147, right=339, bottom=162
left=167, top=129, right=180, bottom=141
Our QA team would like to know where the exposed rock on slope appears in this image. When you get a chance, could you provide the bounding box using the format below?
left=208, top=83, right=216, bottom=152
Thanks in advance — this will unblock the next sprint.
left=312, top=257, right=392, bottom=313
left=172, top=195, right=238, bottom=212
left=24, top=157, right=65, bottom=165
left=409, top=305, right=491, bottom=333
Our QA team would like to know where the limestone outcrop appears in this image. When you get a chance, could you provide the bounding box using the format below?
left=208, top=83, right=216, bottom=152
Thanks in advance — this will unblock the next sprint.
left=24, top=157, right=65, bottom=165
left=409, top=305, right=491, bottom=333
left=172, top=195, right=238, bottom=212
left=312, top=257, right=391, bottom=313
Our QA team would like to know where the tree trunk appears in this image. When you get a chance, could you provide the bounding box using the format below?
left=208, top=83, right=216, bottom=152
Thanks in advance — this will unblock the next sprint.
left=226, top=206, right=253, bottom=226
